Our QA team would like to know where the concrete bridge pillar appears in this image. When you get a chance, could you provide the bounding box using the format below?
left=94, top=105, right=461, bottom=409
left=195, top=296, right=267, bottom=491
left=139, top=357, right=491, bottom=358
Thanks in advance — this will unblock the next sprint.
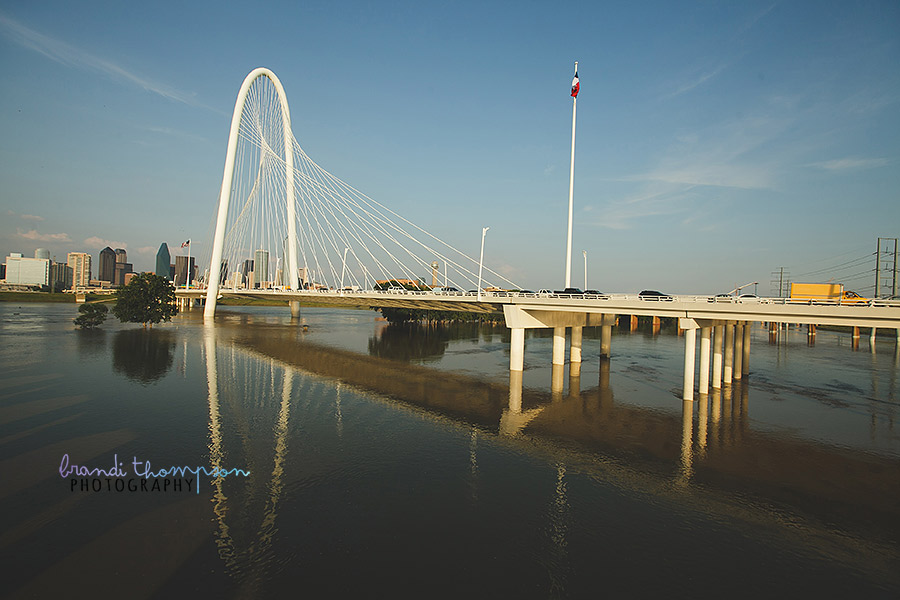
left=734, top=323, right=744, bottom=380
left=724, top=323, right=735, bottom=385
left=741, top=323, right=751, bottom=376
left=699, top=326, right=711, bottom=395
left=552, top=327, right=566, bottom=366
left=290, top=301, right=301, bottom=319
left=712, top=325, right=724, bottom=390
left=570, top=326, right=583, bottom=364
left=510, top=328, right=525, bottom=372
left=600, top=323, right=612, bottom=359
left=680, top=318, right=698, bottom=401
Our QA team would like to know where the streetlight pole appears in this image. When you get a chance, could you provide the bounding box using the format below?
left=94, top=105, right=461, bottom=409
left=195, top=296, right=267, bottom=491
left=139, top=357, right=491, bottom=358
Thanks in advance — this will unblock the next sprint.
left=583, top=250, right=587, bottom=291
left=477, top=227, right=489, bottom=302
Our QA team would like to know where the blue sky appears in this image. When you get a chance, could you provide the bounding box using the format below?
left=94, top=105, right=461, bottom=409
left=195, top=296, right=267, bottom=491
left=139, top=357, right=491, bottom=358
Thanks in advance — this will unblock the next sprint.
left=1, top=1, right=898, bottom=294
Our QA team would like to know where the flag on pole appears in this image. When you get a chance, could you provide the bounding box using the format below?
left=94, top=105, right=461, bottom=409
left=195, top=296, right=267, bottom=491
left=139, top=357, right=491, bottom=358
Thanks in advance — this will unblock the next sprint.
left=571, top=64, right=580, bottom=98
left=181, top=240, right=190, bottom=248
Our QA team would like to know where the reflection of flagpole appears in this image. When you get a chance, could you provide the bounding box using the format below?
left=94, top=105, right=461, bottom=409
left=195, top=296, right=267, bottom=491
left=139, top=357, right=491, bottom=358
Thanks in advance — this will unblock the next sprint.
left=565, top=62, right=579, bottom=289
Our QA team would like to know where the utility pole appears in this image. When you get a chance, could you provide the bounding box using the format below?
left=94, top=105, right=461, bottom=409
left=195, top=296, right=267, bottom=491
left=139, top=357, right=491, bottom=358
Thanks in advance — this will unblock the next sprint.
left=771, top=267, right=789, bottom=298
left=875, top=237, right=898, bottom=299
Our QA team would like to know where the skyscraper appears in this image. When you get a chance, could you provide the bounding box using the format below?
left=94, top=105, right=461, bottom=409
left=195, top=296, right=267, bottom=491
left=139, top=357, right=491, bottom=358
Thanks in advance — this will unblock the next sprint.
left=98, top=247, right=116, bottom=283
left=174, top=255, right=195, bottom=287
left=254, top=249, right=269, bottom=287
left=35, top=248, right=50, bottom=261
left=67, top=252, right=91, bottom=289
left=155, top=243, right=171, bottom=280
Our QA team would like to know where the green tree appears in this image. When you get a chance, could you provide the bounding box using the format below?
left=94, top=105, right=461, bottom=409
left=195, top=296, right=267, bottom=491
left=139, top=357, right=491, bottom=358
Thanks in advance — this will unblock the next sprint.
left=112, top=273, right=178, bottom=327
left=73, top=303, right=109, bottom=329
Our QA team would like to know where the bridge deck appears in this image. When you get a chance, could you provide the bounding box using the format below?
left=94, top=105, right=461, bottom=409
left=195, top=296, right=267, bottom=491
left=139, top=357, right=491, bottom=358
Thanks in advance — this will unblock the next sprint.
left=176, top=289, right=900, bottom=329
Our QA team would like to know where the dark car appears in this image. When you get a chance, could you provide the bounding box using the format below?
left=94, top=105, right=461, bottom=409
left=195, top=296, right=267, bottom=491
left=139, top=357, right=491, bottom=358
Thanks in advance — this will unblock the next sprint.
left=638, top=289, right=673, bottom=301
left=554, top=288, right=584, bottom=296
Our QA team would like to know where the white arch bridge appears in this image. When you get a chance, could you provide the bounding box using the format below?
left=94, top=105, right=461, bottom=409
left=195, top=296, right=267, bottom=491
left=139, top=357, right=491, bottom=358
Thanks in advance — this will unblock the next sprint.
left=183, top=67, right=900, bottom=400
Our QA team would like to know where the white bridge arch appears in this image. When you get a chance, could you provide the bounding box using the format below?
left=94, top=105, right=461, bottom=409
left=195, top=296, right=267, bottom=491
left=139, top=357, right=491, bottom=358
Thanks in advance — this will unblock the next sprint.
left=205, top=68, right=298, bottom=317
left=200, top=67, right=520, bottom=318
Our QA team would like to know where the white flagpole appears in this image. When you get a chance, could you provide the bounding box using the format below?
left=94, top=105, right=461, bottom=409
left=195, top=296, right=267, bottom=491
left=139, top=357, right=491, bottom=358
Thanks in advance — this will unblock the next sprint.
left=186, top=241, right=190, bottom=289
left=565, top=61, right=578, bottom=289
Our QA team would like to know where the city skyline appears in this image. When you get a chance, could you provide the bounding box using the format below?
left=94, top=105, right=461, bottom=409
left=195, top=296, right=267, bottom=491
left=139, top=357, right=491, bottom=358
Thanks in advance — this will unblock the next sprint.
left=1, top=2, right=898, bottom=294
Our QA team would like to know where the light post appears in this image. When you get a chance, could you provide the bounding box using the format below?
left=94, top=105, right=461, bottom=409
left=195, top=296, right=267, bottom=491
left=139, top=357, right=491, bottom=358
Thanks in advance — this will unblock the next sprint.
left=340, top=247, right=349, bottom=291
left=583, top=250, right=587, bottom=291
left=477, top=227, right=489, bottom=302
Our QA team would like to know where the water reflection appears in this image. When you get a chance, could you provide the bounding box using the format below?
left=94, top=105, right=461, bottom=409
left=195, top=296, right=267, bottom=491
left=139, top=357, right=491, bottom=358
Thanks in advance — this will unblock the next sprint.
left=74, top=329, right=106, bottom=357
left=111, top=328, right=175, bottom=384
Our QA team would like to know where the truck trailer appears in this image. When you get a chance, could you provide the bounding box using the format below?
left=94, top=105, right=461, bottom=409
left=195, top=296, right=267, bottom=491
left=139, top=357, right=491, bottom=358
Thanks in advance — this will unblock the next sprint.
left=789, top=283, right=869, bottom=305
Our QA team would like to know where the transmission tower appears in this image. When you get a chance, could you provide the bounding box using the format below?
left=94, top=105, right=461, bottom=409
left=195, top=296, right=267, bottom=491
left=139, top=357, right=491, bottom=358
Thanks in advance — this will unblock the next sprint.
left=770, top=267, right=790, bottom=297
left=875, top=237, right=898, bottom=298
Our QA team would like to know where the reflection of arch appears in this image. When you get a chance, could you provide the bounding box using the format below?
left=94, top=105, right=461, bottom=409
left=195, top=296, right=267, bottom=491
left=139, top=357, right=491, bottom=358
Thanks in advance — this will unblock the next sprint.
left=203, top=324, right=293, bottom=576
left=205, top=68, right=299, bottom=318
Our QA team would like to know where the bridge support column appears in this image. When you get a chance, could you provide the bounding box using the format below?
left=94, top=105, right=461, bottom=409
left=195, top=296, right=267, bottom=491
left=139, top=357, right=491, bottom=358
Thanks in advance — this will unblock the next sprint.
left=552, top=327, right=566, bottom=366
left=600, top=324, right=612, bottom=359
left=570, top=326, right=583, bottom=364
left=510, top=328, right=525, bottom=372
left=712, top=325, right=724, bottom=390
left=724, top=323, right=735, bottom=385
left=870, top=327, right=877, bottom=345
left=734, top=323, right=744, bottom=381
left=742, top=323, right=751, bottom=377
left=290, top=301, right=301, bottom=319
left=680, top=318, right=698, bottom=401
left=699, top=326, right=711, bottom=395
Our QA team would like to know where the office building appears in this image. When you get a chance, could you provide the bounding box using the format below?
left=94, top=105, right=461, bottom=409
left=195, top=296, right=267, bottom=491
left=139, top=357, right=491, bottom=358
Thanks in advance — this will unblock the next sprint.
left=67, top=252, right=91, bottom=289
left=254, top=249, right=269, bottom=288
left=98, top=247, right=116, bottom=283
left=3, top=253, right=50, bottom=287
left=155, top=243, right=171, bottom=280
left=35, top=248, right=50, bottom=261
left=50, top=262, right=73, bottom=291
left=174, top=255, right=196, bottom=287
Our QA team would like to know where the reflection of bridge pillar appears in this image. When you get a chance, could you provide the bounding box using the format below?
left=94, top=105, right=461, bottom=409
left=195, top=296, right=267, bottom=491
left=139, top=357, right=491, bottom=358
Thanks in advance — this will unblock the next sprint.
left=698, top=326, right=711, bottom=395
left=734, top=323, right=744, bottom=380
left=568, top=368, right=581, bottom=397
left=508, top=370, right=523, bottom=414
left=723, top=323, right=735, bottom=385
left=599, top=359, right=610, bottom=391
left=551, top=364, right=565, bottom=400
left=510, top=328, right=525, bottom=372
left=712, top=325, right=724, bottom=389
left=679, top=399, right=694, bottom=483
left=741, top=323, right=751, bottom=376
left=570, top=326, right=583, bottom=364
left=697, top=393, right=708, bottom=451
left=552, top=327, right=566, bottom=366
left=680, top=318, right=697, bottom=401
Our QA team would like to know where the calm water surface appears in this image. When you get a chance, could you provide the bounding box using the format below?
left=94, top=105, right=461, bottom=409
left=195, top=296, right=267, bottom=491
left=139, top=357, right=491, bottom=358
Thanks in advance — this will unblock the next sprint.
left=1, top=303, right=898, bottom=598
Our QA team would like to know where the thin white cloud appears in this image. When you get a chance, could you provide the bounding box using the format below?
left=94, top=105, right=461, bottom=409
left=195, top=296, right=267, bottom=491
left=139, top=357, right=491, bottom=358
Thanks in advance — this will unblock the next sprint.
left=84, top=236, right=127, bottom=249
left=20, top=213, right=44, bottom=221
left=667, top=63, right=728, bottom=98
left=0, top=13, right=216, bottom=111
left=15, top=229, right=71, bottom=242
left=137, top=246, right=157, bottom=255
left=809, top=157, right=888, bottom=172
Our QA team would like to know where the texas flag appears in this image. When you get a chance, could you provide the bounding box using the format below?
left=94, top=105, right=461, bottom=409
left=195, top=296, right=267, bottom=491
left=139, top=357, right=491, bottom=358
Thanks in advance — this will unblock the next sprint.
left=570, top=65, right=580, bottom=98
left=181, top=240, right=190, bottom=248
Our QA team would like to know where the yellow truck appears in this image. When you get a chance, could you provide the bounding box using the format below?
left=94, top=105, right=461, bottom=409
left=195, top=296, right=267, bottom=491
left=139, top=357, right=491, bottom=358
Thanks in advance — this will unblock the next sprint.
left=789, top=283, right=869, bottom=305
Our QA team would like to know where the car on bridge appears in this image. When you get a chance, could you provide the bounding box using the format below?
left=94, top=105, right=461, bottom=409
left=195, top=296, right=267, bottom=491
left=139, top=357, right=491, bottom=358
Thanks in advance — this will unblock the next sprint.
left=639, top=290, right=673, bottom=301
left=553, top=288, right=584, bottom=297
